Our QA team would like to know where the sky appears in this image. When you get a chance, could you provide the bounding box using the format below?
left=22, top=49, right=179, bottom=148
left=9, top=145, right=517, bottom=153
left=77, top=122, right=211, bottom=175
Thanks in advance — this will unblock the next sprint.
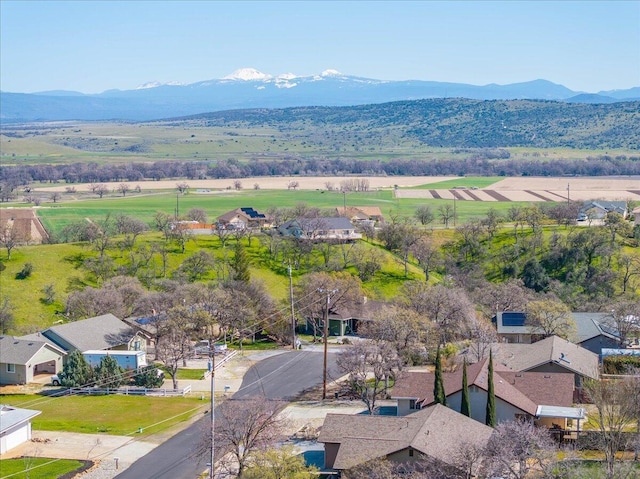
left=1, top=1, right=639, bottom=94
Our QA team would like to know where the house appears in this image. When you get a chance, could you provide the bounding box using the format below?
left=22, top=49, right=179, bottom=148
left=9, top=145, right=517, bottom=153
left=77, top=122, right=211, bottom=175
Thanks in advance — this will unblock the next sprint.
left=278, top=217, right=362, bottom=241
left=572, top=313, right=623, bottom=355
left=303, top=297, right=387, bottom=337
left=492, top=335, right=600, bottom=389
left=494, top=311, right=622, bottom=354
left=494, top=311, right=544, bottom=344
left=633, top=206, right=640, bottom=226
left=21, top=314, right=147, bottom=356
left=336, top=206, right=385, bottom=226
left=392, top=358, right=574, bottom=426
left=579, top=200, right=627, bottom=220
left=0, top=336, right=66, bottom=385
left=0, top=405, right=41, bottom=454
left=217, top=207, right=270, bottom=229
left=318, top=404, right=493, bottom=475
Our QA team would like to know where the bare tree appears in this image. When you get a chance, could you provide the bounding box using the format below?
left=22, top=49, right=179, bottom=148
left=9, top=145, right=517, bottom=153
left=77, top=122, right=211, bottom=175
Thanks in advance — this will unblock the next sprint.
left=155, top=310, right=194, bottom=389
left=605, top=300, right=640, bottom=346
left=174, top=250, right=215, bottom=282
left=526, top=299, right=575, bottom=340
left=410, top=235, right=441, bottom=281
left=0, top=297, right=16, bottom=334
left=176, top=182, right=190, bottom=194
left=203, top=397, right=287, bottom=477
left=616, top=253, right=640, bottom=293
left=438, top=204, right=455, bottom=228
left=483, top=420, right=555, bottom=479
left=583, top=378, right=640, bottom=479
left=471, top=279, right=532, bottom=319
left=337, top=339, right=403, bottom=414
left=0, top=224, right=25, bottom=259
left=414, top=205, right=435, bottom=226
left=186, top=207, right=208, bottom=224
left=351, top=244, right=385, bottom=281
left=401, top=282, right=476, bottom=345
left=295, top=272, right=363, bottom=342
left=467, top=319, right=499, bottom=363
left=360, top=305, right=430, bottom=365
left=50, top=192, right=62, bottom=203
left=233, top=180, right=243, bottom=190
left=90, top=183, right=109, bottom=198
left=117, top=183, right=131, bottom=196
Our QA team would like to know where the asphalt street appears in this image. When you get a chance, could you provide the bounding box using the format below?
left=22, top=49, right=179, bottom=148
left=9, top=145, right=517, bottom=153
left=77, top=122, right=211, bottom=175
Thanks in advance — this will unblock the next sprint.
left=115, top=350, right=340, bottom=479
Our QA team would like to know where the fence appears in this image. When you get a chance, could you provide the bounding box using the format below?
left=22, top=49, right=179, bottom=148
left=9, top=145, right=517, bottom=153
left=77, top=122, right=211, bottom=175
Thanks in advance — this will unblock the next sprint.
left=67, top=385, right=192, bottom=397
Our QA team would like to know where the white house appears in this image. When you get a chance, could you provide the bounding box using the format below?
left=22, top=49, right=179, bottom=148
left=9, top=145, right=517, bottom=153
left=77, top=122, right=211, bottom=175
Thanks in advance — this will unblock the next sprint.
left=0, top=405, right=41, bottom=454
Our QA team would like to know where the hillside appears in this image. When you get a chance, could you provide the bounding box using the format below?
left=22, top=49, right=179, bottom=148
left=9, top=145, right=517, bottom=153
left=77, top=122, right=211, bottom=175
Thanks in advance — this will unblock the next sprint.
left=177, top=99, right=640, bottom=150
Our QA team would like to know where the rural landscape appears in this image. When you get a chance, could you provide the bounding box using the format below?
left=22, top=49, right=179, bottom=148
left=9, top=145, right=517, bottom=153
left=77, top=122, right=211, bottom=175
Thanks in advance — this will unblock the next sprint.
left=3, top=0, right=640, bottom=475
left=1, top=97, right=640, bottom=479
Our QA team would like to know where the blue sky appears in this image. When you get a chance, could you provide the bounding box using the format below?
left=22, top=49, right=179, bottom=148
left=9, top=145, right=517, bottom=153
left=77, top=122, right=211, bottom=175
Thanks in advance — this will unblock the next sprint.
left=1, top=1, right=639, bottom=94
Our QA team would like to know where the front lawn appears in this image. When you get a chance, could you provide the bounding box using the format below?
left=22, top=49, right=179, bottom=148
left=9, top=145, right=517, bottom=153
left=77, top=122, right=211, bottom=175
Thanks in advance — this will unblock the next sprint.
left=0, top=458, right=87, bottom=479
left=0, top=394, right=205, bottom=436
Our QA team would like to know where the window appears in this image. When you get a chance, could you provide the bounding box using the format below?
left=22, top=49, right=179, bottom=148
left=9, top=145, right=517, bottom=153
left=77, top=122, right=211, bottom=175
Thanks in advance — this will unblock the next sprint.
left=409, top=399, right=416, bottom=410
left=409, top=448, right=414, bottom=457
left=7, top=363, right=16, bottom=373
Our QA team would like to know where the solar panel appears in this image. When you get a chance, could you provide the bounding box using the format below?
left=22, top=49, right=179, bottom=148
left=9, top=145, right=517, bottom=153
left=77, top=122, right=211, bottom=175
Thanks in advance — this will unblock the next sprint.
left=502, top=312, right=527, bottom=327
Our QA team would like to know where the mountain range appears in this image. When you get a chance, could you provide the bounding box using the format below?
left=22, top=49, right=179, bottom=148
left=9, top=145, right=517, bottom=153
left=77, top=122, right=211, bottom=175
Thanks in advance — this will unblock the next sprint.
left=1, top=69, right=639, bottom=123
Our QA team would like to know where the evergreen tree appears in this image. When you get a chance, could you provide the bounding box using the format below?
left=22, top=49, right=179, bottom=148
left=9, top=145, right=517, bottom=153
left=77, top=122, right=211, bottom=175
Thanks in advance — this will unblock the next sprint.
left=461, top=358, right=471, bottom=417
left=433, top=346, right=447, bottom=406
left=485, top=350, right=496, bottom=427
left=60, top=350, right=94, bottom=388
left=134, top=366, right=165, bottom=388
left=95, top=355, right=125, bottom=387
left=232, top=241, right=251, bottom=282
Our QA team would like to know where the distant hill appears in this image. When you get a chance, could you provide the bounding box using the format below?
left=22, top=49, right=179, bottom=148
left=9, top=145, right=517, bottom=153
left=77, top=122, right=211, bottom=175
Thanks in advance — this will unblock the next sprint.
left=1, top=70, right=638, bottom=122
left=175, top=98, right=640, bottom=150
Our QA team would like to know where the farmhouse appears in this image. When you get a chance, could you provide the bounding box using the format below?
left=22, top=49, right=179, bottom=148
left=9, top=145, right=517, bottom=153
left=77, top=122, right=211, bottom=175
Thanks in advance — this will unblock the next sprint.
left=279, top=217, right=362, bottom=241
left=0, top=336, right=65, bottom=385
left=216, top=207, right=270, bottom=229
left=335, top=206, right=384, bottom=226
left=318, top=404, right=493, bottom=475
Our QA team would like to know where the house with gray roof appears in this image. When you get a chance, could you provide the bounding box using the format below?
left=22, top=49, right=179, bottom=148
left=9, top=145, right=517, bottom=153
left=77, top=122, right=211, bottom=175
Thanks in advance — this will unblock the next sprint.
left=0, top=404, right=41, bottom=454
left=579, top=200, right=627, bottom=220
left=392, top=358, right=574, bottom=426
left=0, top=336, right=66, bottom=385
left=24, top=314, right=147, bottom=356
left=279, top=217, right=362, bottom=241
left=493, top=336, right=599, bottom=389
left=318, top=404, right=493, bottom=475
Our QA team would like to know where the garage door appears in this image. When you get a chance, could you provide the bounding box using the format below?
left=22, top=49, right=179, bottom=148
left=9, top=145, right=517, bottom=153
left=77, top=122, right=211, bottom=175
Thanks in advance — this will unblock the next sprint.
left=1, top=424, right=29, bottom=454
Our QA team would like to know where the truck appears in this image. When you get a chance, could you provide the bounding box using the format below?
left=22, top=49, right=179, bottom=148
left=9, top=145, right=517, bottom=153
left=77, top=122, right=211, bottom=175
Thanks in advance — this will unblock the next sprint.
left=51, top=350, right=148, bottom=385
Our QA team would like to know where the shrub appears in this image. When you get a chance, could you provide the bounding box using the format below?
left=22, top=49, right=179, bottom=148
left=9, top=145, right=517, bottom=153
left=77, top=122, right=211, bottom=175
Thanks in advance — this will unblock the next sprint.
left=603, top=355, right=640, bottom=374
left=15, top=263, right=33, bottom=279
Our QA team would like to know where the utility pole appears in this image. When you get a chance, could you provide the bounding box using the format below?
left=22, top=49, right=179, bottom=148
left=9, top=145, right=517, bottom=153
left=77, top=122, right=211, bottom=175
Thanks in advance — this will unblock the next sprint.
left=209, top=346, right=215, bottom=478
left=318, top=288, right=338, bottom=400
left=567, top=183, right=570, bottom=204
left=288, top=263, right=296, bottom=350
left=175, top=193, right=180, bottom=220
left=453, top=195, right=457, bottom=227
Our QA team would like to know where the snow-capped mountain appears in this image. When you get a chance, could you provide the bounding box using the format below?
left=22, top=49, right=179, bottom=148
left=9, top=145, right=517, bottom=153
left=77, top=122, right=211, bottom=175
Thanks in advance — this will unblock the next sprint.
left=2, top=69, right=638, bottom=122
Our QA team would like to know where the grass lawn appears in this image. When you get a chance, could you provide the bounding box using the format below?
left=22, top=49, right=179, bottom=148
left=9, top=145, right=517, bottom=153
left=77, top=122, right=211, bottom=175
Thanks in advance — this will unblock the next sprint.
left=0, top=394, right=205, bottom=436
left=0, top=458, right=87, bottom=479
left=407, top=176, right=503, bottom=189
left=176, top=368, right=207, bottom=380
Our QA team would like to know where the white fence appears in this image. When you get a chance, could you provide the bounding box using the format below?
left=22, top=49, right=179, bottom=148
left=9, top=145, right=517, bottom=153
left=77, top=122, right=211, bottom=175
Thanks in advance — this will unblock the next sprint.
left=67, top=385, right=192, bottom=397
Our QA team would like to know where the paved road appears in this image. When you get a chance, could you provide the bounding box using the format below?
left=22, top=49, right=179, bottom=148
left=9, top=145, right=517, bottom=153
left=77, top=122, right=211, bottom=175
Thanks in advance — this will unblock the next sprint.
left=115, top=351, right=339, bottom=479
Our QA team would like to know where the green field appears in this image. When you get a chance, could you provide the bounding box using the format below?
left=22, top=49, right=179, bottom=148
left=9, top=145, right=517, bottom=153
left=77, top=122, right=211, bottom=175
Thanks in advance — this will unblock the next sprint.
left=0, top=394, right=205, bottom=436
left=31, top=186, right=528, bottom=238
left=0, top=458, right=86, bottom=479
